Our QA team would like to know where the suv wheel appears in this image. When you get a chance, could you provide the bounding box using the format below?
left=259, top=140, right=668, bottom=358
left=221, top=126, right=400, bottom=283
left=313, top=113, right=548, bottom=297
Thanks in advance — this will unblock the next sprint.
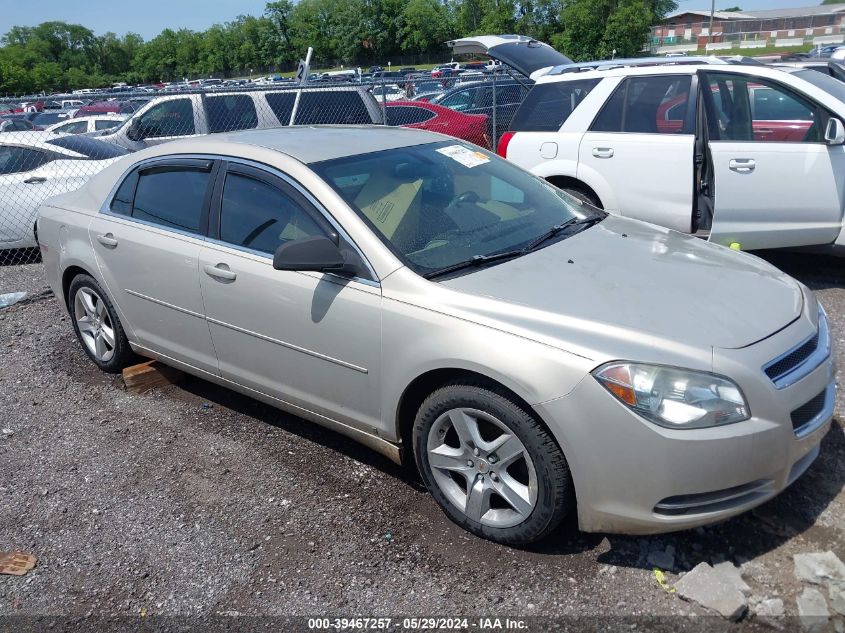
left=413, top=383, right=573, bottom=545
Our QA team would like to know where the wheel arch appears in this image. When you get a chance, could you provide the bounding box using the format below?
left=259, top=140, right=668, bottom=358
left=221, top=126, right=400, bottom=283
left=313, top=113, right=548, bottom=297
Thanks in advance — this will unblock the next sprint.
left=61, top=264, right=95, bottom=309
left=395, top=367, right=566, bottom=469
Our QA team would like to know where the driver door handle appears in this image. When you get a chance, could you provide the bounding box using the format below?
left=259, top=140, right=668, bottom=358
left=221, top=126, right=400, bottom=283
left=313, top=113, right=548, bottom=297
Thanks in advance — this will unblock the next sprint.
left=592, top=147, right=614, bottom=158
left=96, top=233, right=118, bottom=248
left=204, top=264, right=237, bottom=281
left=729, top=158, right=756, bottom=173
left=24, top=176, right=46, bottom=184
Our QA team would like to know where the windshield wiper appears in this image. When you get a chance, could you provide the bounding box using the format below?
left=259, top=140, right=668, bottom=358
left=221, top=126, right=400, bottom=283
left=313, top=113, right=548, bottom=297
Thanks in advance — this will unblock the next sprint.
left=423, top=249, right=524, bottom=279
left=522, top=215, right=602, bottom=252
left=424, top=215, right=603, bottom=280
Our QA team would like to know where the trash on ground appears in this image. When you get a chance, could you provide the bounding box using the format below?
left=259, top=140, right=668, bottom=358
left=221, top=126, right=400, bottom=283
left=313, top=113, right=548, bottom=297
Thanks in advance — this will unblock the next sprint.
left=0, top=292, right=26, bottom=309
left=0, top=552, right=37, bottom=576
left=653, top=568, right=676, bottom=593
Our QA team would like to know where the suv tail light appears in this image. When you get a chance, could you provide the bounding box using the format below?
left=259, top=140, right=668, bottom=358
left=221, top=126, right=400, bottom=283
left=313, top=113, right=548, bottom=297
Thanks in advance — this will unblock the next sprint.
left=497, top=131, right=514, bottom=158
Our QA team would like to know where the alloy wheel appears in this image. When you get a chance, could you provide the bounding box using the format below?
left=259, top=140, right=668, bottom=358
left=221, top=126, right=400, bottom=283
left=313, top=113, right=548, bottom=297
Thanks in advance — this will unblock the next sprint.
left=426, top=407, right=538, bottom=528
left=74, top=287, right=116, bottom=363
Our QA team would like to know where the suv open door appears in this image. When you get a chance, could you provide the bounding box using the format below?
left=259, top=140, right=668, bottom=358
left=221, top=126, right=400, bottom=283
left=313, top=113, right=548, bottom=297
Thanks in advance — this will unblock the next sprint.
left=700, top=69, right=845, bottom=250
left=445, top=35, right=572, bottom=80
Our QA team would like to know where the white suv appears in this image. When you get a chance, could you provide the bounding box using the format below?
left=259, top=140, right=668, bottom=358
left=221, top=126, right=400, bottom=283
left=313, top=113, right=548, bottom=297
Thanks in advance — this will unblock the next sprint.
left=497, top=60, right=845, bottom=252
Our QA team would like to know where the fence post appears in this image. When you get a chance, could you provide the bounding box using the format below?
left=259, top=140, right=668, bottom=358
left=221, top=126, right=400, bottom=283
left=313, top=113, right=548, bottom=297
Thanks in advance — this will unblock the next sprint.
left=491, top=70, right=498, bottom=152
left=289, top=46, right=313, bottom=126
left=381, top=77, right=387, bottom=126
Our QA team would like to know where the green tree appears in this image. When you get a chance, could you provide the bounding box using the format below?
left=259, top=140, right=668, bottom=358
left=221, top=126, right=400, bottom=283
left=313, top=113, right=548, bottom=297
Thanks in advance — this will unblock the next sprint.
left=457, top=0, right=486, bottom=35
left=479, top=0, right=518, bottom=34
left=600, top=0, right=655, bottom=57
left=558, top=0, right=677, bottom=60
left=265, top=1, right=296, bottom=64
left=399, top=0, right=454, bottom=53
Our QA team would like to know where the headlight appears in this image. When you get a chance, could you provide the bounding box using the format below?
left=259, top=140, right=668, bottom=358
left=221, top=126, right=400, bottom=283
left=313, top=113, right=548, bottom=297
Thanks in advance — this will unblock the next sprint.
left=593, top=362, right=750, bottom=429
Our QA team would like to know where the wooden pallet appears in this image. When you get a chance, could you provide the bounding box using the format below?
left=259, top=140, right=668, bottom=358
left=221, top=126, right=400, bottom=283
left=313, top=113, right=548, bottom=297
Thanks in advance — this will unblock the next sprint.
left=122, top=360, right=184, bottom=394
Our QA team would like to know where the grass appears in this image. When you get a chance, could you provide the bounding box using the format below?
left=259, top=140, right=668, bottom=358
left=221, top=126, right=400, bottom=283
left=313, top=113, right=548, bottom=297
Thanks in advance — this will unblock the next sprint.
left=687, top=44, right=815, bottom=58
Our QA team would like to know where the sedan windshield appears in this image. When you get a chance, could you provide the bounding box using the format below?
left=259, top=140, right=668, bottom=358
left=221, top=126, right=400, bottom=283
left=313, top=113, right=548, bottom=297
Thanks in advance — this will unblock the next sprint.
left=312, top=141, right=601, bottom=277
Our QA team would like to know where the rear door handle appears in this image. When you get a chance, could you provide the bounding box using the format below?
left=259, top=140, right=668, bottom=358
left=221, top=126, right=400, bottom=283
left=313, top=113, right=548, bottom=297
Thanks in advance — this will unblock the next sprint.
left=592, top=147, right=614, bottom=158
left=729, top=158, right=756, bottom=173
left=204, top=264, right=237, bottom=281
left=24, top=176, right=46, bottom=184
left=96, top=233, right=118, bottom=248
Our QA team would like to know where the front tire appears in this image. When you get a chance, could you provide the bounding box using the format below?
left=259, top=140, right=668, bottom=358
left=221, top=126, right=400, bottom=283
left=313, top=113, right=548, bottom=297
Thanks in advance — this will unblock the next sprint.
left=413, top=383, right=573, bottom=545
left=68, top=274, right=135, bottom=373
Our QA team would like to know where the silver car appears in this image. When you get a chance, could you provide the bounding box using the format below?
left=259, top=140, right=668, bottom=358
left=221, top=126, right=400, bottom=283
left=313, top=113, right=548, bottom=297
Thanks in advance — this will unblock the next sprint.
left=37, top=127, right=835, bottom=545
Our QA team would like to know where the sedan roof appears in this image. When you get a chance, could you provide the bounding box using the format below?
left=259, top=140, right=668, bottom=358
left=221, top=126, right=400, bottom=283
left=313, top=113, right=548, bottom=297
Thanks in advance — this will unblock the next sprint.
left=167, top=126, right=447, bottom=164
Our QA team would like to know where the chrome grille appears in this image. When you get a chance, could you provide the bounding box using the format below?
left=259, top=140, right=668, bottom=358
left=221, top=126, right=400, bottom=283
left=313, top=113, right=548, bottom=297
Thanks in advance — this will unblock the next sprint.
left=764, top=332, right=818, bottom=381
left=762, top=306, right=830, bottom=389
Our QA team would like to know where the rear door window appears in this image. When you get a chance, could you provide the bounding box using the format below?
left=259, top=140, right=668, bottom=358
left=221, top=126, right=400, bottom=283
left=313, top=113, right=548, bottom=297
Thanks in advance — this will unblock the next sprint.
left=57, top=120, right=89, bottom=134
left=94, top=119, right=120, bottom=131
left=265, top=91, right=295, bottom=124
left=495, top=84, right=524, bottom=106
left=206, top=94, right=258, bottom=133
left=137, top=99, right=195, bottom=138
left=295, top=91, right=372, bottom=124
left=509, top=79, right=600, bottom=132
left=438, top=89, right=475, bottom=112
left=132, top=164, right=211, bottom=233
left=110, top=171, right=139, bottom=215
left=590, top=75, right=692, bottom=134
left=386, top=106, right=436, bottom=125
left=0, top=147, right=53, bottom=174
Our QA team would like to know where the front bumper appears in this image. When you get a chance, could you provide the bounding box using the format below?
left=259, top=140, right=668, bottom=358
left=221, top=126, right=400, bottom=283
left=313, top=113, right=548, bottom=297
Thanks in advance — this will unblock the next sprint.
left=535, top=307, right=836, bottom=535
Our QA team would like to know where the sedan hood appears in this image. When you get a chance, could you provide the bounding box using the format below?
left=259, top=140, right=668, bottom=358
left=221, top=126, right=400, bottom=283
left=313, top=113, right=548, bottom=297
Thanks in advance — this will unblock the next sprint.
left=445, top=35, right=572, bottom=79
left=440, top=217, right=802, bottom=351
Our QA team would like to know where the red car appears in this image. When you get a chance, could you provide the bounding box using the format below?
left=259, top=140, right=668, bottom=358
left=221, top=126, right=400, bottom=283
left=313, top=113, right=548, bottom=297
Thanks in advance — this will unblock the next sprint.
left=74, top=101, right=136, bottom=118
left=386, top=100, right=488, bottom=147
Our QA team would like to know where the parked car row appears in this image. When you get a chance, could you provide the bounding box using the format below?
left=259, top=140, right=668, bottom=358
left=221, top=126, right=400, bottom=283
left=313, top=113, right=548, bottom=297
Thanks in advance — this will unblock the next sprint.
left=8, top=33, right=845, bottom=257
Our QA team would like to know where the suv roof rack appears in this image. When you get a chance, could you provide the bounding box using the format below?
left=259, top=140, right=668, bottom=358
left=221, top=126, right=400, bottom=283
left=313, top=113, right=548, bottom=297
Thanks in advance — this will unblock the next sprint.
left=547, top=55, right=763, bottom=75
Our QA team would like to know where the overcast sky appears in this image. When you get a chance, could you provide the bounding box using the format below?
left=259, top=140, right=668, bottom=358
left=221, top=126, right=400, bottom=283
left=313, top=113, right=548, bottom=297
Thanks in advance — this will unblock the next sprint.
left=0, top=0, right=830, bottom=40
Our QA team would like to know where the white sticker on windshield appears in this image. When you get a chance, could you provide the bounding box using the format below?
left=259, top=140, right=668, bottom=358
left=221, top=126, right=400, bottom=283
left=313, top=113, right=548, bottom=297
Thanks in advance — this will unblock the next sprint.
left=436, top=144, right=490, bottom=168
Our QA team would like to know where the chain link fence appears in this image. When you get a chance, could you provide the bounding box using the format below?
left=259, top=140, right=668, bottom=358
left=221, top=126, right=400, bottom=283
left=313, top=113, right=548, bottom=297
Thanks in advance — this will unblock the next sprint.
left=0, top=70, right=530, bottom=268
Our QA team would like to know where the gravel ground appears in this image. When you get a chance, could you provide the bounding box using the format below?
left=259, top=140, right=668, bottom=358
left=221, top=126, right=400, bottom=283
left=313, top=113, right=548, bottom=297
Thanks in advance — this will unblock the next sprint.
left=0, top=252, right=843, bottom=631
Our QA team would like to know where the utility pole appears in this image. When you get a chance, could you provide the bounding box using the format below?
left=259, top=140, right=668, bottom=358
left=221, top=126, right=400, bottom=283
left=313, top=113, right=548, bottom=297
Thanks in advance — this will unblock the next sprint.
left=708, top=0, right=716, bottom=47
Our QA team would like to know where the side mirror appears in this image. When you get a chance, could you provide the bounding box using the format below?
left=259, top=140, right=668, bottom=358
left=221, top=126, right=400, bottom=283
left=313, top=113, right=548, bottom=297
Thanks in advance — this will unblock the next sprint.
left=126, top=118, right=143, bottom=141
left=825, top=117, right=845, bottom=145
left=273, top=235, right=354, bottom=275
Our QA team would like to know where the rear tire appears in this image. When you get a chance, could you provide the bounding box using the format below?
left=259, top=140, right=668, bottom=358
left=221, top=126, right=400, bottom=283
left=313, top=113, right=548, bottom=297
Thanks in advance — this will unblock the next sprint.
left=413, top=382, right=573, bottom=545
left=68, top=274, right=135, bottom=373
